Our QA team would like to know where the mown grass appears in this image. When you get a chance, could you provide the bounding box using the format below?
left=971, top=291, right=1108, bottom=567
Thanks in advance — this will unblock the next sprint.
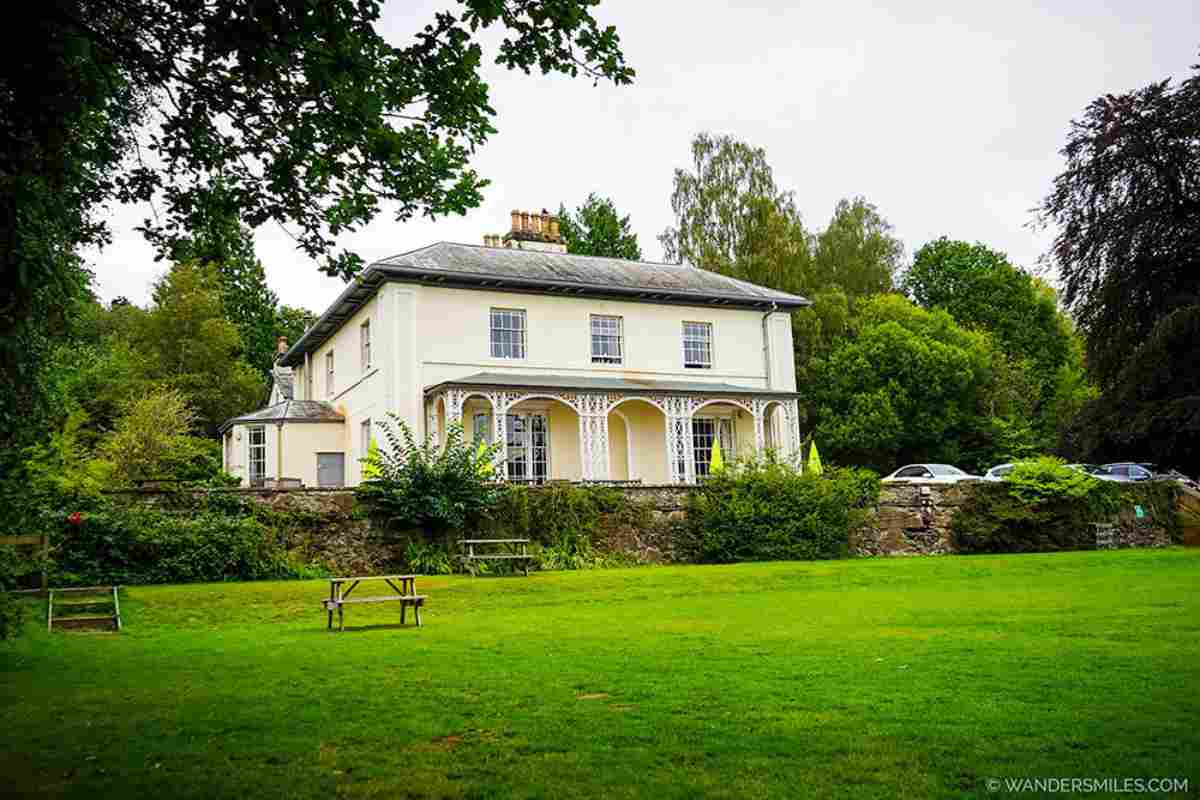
left=2, top=549, right=1199, bottom=799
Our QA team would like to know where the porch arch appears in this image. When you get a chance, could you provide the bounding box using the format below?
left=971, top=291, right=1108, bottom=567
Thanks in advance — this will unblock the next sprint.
left=608, top=397, right=669, bottom=483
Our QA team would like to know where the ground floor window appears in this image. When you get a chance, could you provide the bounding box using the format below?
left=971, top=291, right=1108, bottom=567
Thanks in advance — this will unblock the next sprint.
left=506, top=413, right=549, bottom=483
left=473, top=412, right=492, bottom=444
left=692, top=417, right=734, bottom=477
left=248, top=425, right=266, bottom=486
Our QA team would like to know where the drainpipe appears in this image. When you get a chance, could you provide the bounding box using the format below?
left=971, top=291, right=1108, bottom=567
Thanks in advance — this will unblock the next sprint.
left=761, top=302, right=779, bottom=389
left=275, top=421, right=284, bottom=488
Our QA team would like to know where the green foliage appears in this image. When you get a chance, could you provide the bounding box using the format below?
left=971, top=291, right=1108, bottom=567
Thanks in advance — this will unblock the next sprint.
left=1063, top=305, right=1200, bottom=475
left=680, top=460, right=880, bottom=563
left=99, top=388, right=198, bottom=485
left=557, top=194, right=642, bottom=260
left=812, top=198, right=904, bottom=297
left=0, top=545, right=33, bottom=641
left=1041, top=62, right=1200, bottom=390
left=808, top=294, right=1029, bottom=472
left=659, top=133, right=814, bottom=294
left=54, top=501, right=297, bottom=585
left=134, top=262, right=266, bottom=435
left=404, top=540, right=454, bottom=576
left=952, top=459, right=1124, bottom=554
left=356, top=416, right=504, bottom=539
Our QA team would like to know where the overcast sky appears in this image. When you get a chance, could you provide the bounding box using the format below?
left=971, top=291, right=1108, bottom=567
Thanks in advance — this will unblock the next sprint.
left=86, top=0, right=1198, bottom=313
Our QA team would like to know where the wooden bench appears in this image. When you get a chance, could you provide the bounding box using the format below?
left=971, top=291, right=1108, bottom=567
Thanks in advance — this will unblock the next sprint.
left=458, top=539, right=533, bottom=576
left=321, top=575, right=425, bottom=632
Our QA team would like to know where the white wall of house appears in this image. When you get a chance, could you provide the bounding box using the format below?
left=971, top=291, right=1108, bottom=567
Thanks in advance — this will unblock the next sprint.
left=288, top=280, right=797, bottom=486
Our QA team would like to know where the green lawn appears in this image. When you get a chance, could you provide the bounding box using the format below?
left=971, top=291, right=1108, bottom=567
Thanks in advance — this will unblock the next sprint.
left=2, top=550, right=1199, bottom=799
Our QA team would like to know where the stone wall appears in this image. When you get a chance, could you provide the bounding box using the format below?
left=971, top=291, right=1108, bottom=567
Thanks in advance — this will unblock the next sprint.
left=105, top=479, right=1178, bottom=570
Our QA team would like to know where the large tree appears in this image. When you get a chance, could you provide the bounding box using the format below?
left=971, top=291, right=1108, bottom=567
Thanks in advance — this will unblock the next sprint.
left=659, top=133, right=813, bottom=295
left=1040, top=60, right=1200, bottom=388
left=0, top=0, right=632, bottom=453
left=903, top=238, right=1089, bottom=448
left=1041, top=58, right=1200, bottom=471
left=557, top=194, right=642, bottom=260
left=813, top=198, right=904, bottom=298
left=808, top=295, right=1038, bottom=473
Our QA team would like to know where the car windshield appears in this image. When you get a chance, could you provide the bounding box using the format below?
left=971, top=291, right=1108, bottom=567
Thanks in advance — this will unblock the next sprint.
left=928, top=465, right=966, bottom=476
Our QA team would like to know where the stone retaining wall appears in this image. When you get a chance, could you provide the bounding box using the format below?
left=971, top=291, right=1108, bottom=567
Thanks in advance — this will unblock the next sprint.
left=105, top=480, right=1175, bottom=569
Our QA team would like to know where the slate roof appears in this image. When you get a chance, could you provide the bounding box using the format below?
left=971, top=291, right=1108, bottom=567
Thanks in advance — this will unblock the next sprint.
left=425, top=372, right=799, bottom=398
left=218, top=400, right=344, bottom=433
left=280, top=242, right=810, bottom=366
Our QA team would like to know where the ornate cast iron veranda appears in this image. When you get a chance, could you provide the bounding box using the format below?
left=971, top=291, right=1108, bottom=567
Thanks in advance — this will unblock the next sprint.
left=424, top=373, right=802, bottom=484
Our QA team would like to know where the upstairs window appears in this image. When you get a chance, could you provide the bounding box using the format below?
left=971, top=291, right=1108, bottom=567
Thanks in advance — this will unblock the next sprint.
left=325, top=350, right=335, bottom=397
left=490, top=309, right=526, bottom=359
left=591, top=315, right=624, bottom=364
left=683, top=321, right=713, bottom=369
left=360, top=319, right=371, bottom=370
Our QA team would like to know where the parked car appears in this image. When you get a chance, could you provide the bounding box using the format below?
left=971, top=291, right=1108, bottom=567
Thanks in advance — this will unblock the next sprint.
left=1102, top=462, right=1157, bottom=482
left=983, top=463, right=1015, bottom=481
left=1067, top=463, right=1122, bottom=481
left=882, top=464, right=982, bottom=484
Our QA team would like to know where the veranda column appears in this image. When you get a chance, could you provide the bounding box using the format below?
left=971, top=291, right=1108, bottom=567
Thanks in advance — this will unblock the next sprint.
left=487, top=391, right=511, bottom=476
left=752, top=399, right=766, bottom=455
left=426, top=399, right=440, bottom=446
left=445, top=388, right=466, bottom=430
left=783, top=398, right=802, bottom=464
left=577, top=393, right=611, bottom=481
left=664, top=396, right=694, bottom=484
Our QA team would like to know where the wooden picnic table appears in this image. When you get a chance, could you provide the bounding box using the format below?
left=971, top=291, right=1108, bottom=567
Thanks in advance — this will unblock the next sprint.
left=322, top=575, right=425, bottom=632
left=458, top=538, right=533, bottom=576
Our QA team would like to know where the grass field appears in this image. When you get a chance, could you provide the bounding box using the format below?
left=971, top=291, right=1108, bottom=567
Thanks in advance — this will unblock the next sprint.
left=2, top=549, right=1199, bottom=799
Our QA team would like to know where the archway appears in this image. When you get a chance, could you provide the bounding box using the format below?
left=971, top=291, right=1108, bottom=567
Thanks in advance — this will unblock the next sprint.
left=609, top=398, right=668, bottom=483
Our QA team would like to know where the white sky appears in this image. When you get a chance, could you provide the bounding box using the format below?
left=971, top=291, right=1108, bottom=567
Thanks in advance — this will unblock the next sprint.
left=87, top=0, right=1199, bottom=313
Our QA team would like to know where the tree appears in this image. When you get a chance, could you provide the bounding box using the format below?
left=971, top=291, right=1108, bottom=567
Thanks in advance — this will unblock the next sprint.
left=1040, top=60, right=1200, bottom=390
left=812, top=198, right=904, bottom=298
left=807, top=295, right=1036, bottom=473
left=133, top=262, right=266, bottom=436
left=276, top=305, right=317, bottom=353
left=99, top=389, right=198, bottom=485
left=557, top=194, right=642, bottom=260
left=1, top=1, right=633, bottom=453
left=659, top=133, right=813, bottom=295
left=170, top=190, right=281, bottom=376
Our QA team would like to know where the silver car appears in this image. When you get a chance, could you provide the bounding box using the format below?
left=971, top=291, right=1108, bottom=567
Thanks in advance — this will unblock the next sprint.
left=983, top=463, right=1015, bottom=481
left=882, top=464, right=982, bottom=484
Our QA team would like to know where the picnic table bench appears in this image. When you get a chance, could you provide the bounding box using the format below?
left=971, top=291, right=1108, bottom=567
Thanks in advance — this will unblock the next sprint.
left=322, top=575, right=425, bottom=632
left=458, top=539, right=533, bottom=576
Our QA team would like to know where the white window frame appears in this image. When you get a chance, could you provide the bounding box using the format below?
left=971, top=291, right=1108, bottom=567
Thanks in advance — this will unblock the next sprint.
left=472, top=412, right=492, bottom=444
left=505, top=412, right=550, bottom=484
left=247, top=425, right=267, bottom=485
left=325, top=350, right=335, bottom=397
left=682, top=321, right=713, bottom=369
left=490, top=308, right=527, bottom=359
left=360, top=418, right=372, bottom=458
left=590, top=314, right=624, bottom=364
left=360, top=319, right=371, bottom=371
left=692, top=414, right=736, bottom=478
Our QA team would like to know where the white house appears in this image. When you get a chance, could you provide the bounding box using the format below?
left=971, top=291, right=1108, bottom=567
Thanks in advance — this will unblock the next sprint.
left=220, top=209, right=809, bottom=488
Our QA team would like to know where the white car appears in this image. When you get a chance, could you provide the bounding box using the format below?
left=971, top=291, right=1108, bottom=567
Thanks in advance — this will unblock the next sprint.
left=882, top=464, right=982, bottom=484
left=983, top=463, right=1015, bottom=481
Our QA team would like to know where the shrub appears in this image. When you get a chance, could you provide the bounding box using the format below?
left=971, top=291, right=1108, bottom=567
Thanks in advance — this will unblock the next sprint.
left=356, top=416, right=504, bottom=542
left=0, top=546, right=31, bottom=641
left=679, top=460, right=880, bottom=563
left=53, top=499, right=298, bottom=585
left=952, top=457, right=1124, bottom=553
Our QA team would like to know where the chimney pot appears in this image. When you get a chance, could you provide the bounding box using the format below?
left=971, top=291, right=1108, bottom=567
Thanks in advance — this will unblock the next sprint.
left=510, top=210, right=521, bottom=234
left=549, top=215, right=561, bottom=242
left=520, top=211, right=531, bottom=233
left=276, top=336, right=288, bottom=356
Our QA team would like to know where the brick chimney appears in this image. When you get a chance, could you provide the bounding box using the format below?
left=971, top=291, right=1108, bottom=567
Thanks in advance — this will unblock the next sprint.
left=499, top=208, right=567, bottom=253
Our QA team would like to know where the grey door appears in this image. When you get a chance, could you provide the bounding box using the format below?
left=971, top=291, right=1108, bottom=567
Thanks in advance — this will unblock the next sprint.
left=317, top=453, right=345, bottom=487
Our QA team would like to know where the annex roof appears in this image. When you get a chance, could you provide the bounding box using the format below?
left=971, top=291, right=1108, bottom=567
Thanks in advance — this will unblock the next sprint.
left=218, top=400, right=344, bottom=433
left=280, top=242, right=810, bottom=366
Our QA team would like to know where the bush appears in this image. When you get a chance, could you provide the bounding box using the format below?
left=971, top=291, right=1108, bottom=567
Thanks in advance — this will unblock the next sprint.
left=0, top=546, right=31, bottom=641
left=679, top=460, right=881, bottom=563
left=952, top=457, right=1124, bottom=553
left=356, top=416, right=504, bottom=540
left=53, top=497, right=300, bottom=585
